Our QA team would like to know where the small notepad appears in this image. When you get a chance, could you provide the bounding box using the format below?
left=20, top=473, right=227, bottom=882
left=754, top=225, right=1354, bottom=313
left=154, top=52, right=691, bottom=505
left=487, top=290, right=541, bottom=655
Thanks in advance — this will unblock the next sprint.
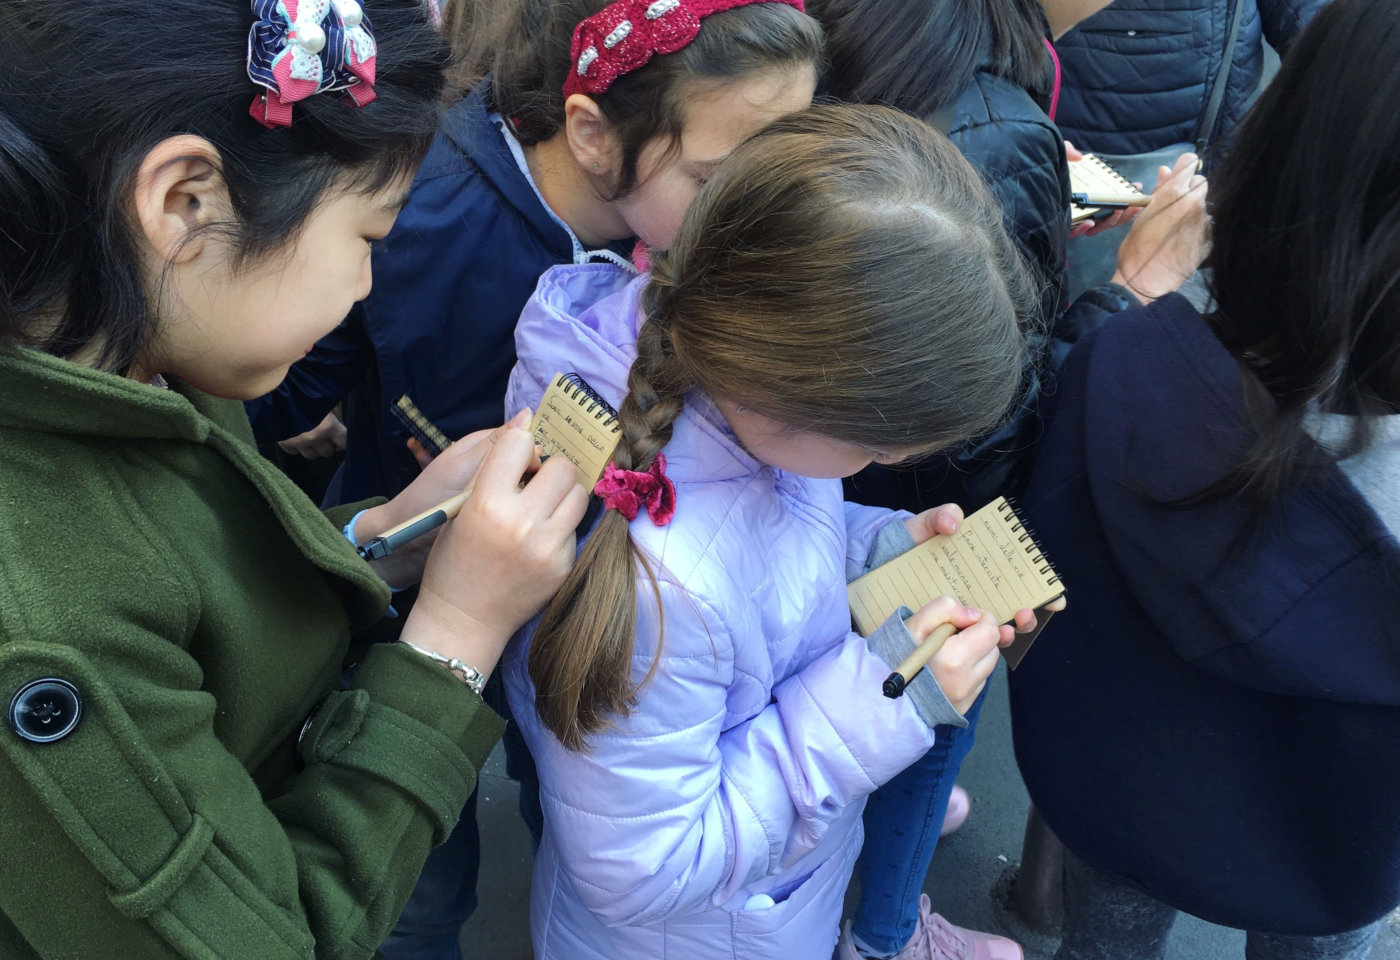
left=530, top=372, right=623, bottom=490
left=1069, top=153, right=1147, bottom=223
left=847, top=498, right=1064, bottom=669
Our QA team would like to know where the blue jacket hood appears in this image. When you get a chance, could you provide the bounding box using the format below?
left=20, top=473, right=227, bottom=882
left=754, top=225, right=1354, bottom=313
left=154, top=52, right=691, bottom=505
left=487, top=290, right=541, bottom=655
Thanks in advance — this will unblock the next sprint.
left=1071, top=295, right=1400, bottom=703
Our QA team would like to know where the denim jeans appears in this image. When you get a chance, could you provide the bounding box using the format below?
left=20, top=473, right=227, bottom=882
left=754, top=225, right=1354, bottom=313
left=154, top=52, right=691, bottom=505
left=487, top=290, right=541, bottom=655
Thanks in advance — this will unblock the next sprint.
left=849, top=679, right=992, bottom=955
left=1055, top=851, right=1384, bottom=960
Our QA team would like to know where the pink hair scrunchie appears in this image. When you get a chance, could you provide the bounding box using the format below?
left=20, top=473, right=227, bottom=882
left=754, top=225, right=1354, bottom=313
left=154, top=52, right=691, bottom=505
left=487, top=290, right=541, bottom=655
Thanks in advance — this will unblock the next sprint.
left=594, top=453, right=677, bottom=525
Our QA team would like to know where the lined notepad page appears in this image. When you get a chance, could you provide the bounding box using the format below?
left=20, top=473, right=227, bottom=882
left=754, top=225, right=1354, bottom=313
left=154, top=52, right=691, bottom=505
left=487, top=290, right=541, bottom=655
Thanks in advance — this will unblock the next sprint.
left=847, top=497, right=1064, bottom=637
left=1069, top=153, right=1146, bottom=222
left=529, top=372, right=623, bottom=489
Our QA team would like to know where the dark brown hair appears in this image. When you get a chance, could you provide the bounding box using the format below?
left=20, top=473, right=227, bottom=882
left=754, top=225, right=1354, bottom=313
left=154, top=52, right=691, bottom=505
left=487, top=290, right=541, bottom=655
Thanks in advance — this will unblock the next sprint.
left=1188, top=0, right=1400, bottom=512
left=0, top=0, right=447, bottom=371
left=807, top=0, right=1053, bottom=115
left=462, top=0, right=823, bottom=194
left=531, top=103, right=1035, bottom=749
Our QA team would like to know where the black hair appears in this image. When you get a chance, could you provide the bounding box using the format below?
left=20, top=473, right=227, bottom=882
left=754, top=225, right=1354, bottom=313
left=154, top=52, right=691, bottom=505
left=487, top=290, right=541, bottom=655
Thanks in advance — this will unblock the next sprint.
left=465, top=0, right=823, bottom=195
left=0, top=0, right=448, bottom=373
left=1195, top=0, right=1400, bottom=509
left=806, top=0, right=1052, bottom=115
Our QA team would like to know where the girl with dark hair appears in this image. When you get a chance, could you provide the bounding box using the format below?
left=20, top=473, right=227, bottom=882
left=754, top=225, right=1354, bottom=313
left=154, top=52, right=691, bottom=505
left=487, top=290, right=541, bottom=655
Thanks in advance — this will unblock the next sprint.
left=246, top=0, right=822, bottom=506
left=1009, top=0, right=1400, bottom=957
left=267, top=4, right=821, bottom=955
left=504, top=103, right=1049, bottom=959
left=807, top=2, right=1209, bottom=957
left=0, top=2, right=587, bottom=957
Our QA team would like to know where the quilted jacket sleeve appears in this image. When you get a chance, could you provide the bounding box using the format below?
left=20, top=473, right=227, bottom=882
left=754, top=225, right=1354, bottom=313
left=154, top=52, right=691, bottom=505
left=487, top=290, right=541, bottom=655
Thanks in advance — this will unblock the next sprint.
left=528, top=580, right=936, bottom=927
left=1258, top=0, right=1329, bottom=53
left=952, top=112, right=1072, bottom=333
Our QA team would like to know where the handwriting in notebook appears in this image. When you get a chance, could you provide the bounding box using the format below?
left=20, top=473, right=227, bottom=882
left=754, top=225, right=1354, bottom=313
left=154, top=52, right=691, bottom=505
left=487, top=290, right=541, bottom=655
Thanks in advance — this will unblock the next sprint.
left=529, top=372, right=623, bottom=490
left=847, top=498, right=1064, bottom=667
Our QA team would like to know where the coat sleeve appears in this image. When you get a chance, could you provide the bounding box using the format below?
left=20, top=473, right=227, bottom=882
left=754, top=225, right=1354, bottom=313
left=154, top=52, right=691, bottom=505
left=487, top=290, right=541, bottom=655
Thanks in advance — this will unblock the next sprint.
left=1258, top=0, right=1328, bottom=53
left=843, top=502, right=913, bottom=581
left=245, top=304, right=376, bottom=445
left=528, top=580, right=936, bottom=927
left=955, top=116, right=1072, bottom=334
left=0, top=619, right=502, bottom=960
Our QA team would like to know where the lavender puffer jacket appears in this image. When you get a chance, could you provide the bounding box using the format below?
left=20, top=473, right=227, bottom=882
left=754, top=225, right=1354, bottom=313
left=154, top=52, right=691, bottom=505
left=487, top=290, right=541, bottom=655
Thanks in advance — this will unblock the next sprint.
left=503, top=265, right=939, bottom=960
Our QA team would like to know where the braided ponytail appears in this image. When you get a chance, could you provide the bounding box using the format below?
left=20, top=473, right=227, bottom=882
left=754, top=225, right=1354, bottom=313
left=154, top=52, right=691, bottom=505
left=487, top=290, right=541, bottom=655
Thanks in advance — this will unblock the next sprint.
left=529, top=311, right=694, bottom=750
left=530, top=104, right=1033, bottom=751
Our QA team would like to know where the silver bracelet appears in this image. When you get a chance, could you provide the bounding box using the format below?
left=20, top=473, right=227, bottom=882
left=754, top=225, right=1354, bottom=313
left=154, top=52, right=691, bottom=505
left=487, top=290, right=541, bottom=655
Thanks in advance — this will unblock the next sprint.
left=398, top=640, right=488, bottom=696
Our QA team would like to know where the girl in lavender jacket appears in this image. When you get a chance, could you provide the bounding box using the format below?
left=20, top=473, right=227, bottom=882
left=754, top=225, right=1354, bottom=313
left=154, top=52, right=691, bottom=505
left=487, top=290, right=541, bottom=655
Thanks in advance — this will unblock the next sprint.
left=504, top=105, right=1042, bottom=959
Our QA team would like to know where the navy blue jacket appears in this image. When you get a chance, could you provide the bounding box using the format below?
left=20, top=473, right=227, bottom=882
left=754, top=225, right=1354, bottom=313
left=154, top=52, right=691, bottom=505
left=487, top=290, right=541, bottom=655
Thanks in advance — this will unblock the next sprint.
left=1009, top=295, right=1400, bottom=935
left=247, top=84, right=630, bottom=504
left=1054, top=0, right=1327, bottom=156
left=845, top=66, right=1134, bottom=514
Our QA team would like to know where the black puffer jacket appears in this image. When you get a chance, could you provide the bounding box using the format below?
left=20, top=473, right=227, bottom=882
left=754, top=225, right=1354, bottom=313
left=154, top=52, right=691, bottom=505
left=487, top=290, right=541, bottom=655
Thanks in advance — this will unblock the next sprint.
left=1054, top=0, right=1327, bottom=156
left=844, top=66, right=1134, bottom=514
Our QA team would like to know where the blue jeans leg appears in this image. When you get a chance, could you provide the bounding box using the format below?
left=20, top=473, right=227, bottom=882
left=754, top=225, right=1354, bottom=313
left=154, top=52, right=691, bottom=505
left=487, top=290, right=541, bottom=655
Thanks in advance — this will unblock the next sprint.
left=378, top=787, right=480, bottom=960
left=850, top=679, right=992, bottom=955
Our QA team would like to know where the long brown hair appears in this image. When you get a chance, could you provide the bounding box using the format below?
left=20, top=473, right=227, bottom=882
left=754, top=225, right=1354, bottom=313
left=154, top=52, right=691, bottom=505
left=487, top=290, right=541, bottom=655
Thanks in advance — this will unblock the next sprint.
left=459, top=0, right=823, bottom=194
left=531, top=104, right=1036, bottom=749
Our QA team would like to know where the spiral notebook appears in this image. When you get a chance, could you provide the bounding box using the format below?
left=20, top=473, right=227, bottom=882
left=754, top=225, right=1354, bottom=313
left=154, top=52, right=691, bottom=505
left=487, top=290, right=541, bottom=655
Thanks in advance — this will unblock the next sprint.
left=392, top=394, right=452, bottom=456
left=529, top=372, right=623, bottom=489
left=847, top=497, right=1064, bottom=669
left=1069, top=153, right=1147, bottom=223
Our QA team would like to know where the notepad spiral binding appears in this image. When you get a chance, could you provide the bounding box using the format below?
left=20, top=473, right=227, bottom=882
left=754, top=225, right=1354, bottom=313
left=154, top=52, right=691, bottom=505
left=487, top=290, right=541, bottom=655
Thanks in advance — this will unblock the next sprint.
left=392, top=395, right=452, bottom=456
left=559, top=372, right=620, bottom=428
left=997, top=498, right=1064, bottom=589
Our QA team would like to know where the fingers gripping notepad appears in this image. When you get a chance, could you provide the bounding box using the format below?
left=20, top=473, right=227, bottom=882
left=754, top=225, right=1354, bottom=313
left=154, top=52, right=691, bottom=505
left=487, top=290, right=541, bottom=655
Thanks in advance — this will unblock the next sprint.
left=530, top=372, right=624, bottom=489
left=847, top=498, right=1064, bottom=669
left=1069, top=153, right=1148, bottom=223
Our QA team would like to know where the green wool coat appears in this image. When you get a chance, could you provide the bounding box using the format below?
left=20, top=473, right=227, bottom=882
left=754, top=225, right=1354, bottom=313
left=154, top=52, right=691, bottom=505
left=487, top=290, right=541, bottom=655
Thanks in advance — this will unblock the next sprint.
left=0, top=348, right=505, bottom=959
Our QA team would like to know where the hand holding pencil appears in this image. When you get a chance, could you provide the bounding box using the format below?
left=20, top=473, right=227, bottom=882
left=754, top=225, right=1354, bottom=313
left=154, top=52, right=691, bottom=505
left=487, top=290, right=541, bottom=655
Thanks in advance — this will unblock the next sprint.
left=883, top=597, right=1011, bottom=715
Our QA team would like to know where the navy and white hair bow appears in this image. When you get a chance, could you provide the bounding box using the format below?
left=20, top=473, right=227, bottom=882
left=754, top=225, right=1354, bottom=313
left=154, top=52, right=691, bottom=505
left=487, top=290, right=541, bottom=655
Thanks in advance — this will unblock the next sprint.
left=247, top=0, right=377, bottom=128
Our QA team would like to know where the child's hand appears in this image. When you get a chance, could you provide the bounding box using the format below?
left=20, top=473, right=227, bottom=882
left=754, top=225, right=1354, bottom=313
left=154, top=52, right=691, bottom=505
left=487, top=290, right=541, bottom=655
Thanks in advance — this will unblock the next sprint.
left=402, top=428, right=588, bottom=681
left=354, top=410, right=535, bottom=586
left=906, top=596, right=1011, bottom=715
left=276, top=412, right=347, bottom=459
left=904, top=502, right=964, bottom=544
left=1112, top=152, right=1210, bottom=304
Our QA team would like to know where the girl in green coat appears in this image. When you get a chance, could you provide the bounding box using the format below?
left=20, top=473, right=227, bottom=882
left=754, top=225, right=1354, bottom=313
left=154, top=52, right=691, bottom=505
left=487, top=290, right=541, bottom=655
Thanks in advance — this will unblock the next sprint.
left=0, top=1, right=587, bottom=957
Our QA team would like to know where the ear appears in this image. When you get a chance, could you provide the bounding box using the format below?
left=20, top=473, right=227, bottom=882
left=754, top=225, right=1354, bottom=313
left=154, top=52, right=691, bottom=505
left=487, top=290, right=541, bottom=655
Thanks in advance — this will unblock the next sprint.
left=130, top=135, right=227, bottom=264
left=563, top=93, right=620, bottom=177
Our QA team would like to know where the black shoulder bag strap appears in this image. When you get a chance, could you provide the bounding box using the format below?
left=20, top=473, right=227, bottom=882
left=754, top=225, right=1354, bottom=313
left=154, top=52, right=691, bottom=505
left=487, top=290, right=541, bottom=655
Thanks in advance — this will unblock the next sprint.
left=1196, top=0, right=1247, bottom=153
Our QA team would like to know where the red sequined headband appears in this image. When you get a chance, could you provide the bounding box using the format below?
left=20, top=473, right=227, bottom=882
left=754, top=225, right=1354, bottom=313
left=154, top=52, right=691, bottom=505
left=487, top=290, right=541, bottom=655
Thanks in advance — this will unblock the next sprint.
left=562, top=0, right=806, bottom=98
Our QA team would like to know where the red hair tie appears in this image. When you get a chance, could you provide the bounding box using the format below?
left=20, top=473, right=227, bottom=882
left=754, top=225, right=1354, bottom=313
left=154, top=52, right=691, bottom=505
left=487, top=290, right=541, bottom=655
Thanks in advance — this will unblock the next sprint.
left=563, top=0, right=806, bottom=98
left=594, top=453, right=677, bottom=525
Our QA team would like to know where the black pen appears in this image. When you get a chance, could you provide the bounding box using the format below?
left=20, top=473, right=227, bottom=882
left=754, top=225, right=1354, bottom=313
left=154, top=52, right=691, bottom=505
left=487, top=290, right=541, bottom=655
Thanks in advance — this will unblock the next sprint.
left=355, top=487, right=473, bottom=561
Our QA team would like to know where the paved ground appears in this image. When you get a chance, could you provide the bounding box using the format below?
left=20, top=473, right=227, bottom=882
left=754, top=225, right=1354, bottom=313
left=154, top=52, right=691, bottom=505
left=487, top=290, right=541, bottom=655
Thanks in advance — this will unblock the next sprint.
left=459, top=666, right=1400, bottom=958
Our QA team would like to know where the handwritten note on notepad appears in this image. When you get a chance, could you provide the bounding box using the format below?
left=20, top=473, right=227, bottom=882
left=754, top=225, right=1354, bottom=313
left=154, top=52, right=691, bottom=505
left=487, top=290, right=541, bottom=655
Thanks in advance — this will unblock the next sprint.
left=847, top=498, right=1064, bottom=668
left=530, top=372, right=623, bottom=490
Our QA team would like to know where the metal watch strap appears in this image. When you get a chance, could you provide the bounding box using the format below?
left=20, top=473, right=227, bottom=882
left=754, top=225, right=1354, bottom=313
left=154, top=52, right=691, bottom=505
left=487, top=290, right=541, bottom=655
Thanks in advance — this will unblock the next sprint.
left=398, top=640, right=488, bottom=695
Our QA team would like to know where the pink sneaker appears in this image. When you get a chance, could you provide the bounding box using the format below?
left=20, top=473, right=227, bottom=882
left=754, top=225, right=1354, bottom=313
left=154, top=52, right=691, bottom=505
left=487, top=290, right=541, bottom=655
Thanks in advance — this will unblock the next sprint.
left=940, top=785, right=971, bottom=837
left=835, top=895, right=1022, bottom=960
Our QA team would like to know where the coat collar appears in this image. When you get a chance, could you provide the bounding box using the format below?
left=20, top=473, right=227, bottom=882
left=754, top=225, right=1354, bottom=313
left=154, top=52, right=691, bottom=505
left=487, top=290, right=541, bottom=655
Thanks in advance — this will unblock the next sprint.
left=0, top=347, right=216, bottom=442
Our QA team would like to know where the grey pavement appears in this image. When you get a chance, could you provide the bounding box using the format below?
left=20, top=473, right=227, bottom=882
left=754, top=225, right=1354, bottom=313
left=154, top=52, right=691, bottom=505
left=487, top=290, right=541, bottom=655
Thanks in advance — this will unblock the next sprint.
left=460, top=667, right=1400, bottom=959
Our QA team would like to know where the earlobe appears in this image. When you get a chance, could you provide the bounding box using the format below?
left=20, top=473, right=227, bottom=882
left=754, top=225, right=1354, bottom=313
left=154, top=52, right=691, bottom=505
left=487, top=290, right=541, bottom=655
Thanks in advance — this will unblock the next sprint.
left=131, top=135, right=227, bottom=264
left=563, top=93, right=619, bottom=177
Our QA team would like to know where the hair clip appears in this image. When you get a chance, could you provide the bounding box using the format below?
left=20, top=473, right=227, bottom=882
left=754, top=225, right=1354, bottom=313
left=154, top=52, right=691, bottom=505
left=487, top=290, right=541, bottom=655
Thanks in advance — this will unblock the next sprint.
left=247, top=0, right=378, bottom=128
left=563, top=0, right=805, bottom=99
